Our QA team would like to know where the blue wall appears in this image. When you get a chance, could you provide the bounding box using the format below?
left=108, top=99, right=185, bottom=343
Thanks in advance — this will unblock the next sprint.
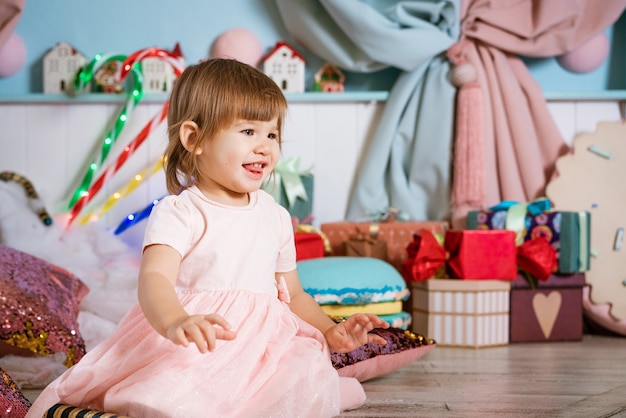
left=1, top=0, right=623, bottom=95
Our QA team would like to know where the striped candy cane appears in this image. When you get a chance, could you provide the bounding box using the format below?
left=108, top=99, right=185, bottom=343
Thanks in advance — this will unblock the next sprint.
left=66, top=47, right=185, bottom=227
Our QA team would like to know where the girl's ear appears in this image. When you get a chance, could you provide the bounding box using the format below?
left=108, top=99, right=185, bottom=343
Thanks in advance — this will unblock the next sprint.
left=179, top=121, right=203, bottom=155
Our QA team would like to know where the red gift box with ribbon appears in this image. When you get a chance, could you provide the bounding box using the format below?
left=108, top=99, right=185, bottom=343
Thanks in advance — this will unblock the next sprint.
left=445, top=230, right=518, bottom=280
left=402, top=230, right=558, bottom=281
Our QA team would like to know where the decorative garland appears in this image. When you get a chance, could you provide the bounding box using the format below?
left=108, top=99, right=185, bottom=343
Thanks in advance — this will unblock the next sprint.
left=0, top=171, right=53, bottom=226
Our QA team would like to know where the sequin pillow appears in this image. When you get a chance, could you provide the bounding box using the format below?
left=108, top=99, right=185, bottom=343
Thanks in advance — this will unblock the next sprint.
left=1, top=366, right=31, bottom=418
left=0, top=245, right=88, bottom=367
left=331, top=327, right=436, bottom=382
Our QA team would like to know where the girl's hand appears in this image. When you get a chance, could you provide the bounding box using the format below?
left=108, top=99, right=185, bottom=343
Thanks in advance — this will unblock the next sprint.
left=165, top=314, right=237, bottom=353
left=324, top=313, right=389, bottom=353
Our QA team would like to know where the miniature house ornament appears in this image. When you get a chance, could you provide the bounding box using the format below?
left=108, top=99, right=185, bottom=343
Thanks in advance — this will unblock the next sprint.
left=314, top=63, right=345, bottom=92
left=43, top=41, right=88, bottom=94
left=141, top=42, right=185, bottom=94
left=263, top=41, right=305, bottom=93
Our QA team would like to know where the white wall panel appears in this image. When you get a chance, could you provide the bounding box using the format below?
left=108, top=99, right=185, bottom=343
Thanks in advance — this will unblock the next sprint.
left=0, top=98, right=623, bottom=244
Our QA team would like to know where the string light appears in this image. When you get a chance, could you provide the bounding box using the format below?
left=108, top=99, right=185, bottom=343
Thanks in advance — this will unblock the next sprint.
left=114, top=197, right=164, bottom=235
left=77, top=157, right=164, bottom=225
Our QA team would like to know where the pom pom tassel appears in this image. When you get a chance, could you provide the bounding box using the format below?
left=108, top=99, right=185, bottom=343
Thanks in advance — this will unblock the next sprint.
left=450, top=75, right=485, bottom=207
left=447, top=42, right=485, bottom=209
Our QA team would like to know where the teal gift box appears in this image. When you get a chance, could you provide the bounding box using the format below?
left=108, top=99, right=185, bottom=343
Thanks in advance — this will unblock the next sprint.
left=262, top=157, right=313, bottom=222
left=466, top=199, right=591, bottom=274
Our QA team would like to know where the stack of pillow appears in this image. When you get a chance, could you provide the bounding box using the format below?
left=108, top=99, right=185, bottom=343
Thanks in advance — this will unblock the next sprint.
left=297, top=256, right=412, bottom=329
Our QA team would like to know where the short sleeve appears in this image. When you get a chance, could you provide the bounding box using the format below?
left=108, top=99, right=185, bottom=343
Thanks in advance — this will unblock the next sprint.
left=275, top=203, right=297, bottom=273
left=142, top=195, right=195, bottom=258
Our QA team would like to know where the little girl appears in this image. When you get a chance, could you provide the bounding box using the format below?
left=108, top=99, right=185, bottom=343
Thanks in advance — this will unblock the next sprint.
left=26, top=58, right=389, bottom=417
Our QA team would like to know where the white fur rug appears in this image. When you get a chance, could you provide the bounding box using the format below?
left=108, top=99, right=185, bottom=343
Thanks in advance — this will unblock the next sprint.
left=0, top=181, right=142, bottom=388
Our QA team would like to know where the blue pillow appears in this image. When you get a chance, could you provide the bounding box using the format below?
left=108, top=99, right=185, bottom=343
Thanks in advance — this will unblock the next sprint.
left=297, top=257, right=409, bottom=305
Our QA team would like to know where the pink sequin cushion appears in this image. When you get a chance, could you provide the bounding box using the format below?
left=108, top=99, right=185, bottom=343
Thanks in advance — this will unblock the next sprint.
left=331, top=327, right=436, bottom=382
left=0, top=245, right=88, bottom=367
left=1, top=366, right=31, bottom=418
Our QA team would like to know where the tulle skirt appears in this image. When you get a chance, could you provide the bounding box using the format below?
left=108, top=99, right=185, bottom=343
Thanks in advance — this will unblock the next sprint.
left=26, top=289, right=341, bottom=418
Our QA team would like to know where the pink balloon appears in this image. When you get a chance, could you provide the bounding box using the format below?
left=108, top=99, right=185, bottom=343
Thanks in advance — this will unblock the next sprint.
left=211, top=28, right=264, bottom=67
left=0, top=33, right=26, bottom=78
left=557, top=32, right=610, bottom=74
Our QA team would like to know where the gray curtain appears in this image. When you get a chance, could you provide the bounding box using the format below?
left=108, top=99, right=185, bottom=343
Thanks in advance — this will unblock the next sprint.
left=276, top=0, right=460, bottom=221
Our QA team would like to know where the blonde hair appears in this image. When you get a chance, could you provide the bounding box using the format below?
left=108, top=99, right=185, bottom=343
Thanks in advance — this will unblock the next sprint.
left=164, top=58, right=288, bottom=194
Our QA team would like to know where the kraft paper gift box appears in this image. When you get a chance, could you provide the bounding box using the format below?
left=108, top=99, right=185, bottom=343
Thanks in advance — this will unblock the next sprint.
left=444, top=230, right=518, bottom=280
left=411, top=279, right=511, bottom=348
left=509, top=272, right=585, bottom=343
left=320, top=219, right=447, bottom=271
left=262, top=157, right=313, bottom=223
left=344, top=228, right=388, bottom=261
left=466, top=200, right=591, bottom=274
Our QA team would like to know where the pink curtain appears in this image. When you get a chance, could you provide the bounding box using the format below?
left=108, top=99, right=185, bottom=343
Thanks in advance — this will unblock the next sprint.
left=0, top=0, right=24, bottom=48
left=451, top=0, right=626, bottom=227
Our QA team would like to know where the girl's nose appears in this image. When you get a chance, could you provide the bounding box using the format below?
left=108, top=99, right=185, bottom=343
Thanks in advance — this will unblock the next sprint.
left=254, top=137, right=272, bottom=154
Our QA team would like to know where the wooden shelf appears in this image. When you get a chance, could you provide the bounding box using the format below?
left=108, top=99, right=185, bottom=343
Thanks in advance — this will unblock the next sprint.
left=2, top=90, right=625, bottom=104
left=543, top=90, right=626, bottom=101
left=0, top=91, right=391, bottom=104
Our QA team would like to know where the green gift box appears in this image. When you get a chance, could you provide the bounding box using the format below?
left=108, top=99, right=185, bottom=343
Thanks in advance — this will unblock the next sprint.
left=262, top=157, right=313, bottom=222
left=467, top=199, right=590, bottom=274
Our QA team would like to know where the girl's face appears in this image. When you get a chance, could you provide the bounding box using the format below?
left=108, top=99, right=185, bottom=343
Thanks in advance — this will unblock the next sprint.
left=194, top=117, right=281, bottom=205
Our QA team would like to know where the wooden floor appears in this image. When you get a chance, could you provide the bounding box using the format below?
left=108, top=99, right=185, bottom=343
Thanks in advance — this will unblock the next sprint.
left=339, top=335, right=626, bottom=418
left=23, top=335, right=626, bottom=417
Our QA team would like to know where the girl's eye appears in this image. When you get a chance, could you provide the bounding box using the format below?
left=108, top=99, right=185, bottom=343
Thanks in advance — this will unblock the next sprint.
left=268, top=133, right=278, bottom=141
left=242, top=129, right=253, bottom=136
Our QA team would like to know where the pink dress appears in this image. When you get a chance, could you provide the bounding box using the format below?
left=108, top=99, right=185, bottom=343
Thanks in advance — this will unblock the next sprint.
left=27, top=187, right=341, bottom=418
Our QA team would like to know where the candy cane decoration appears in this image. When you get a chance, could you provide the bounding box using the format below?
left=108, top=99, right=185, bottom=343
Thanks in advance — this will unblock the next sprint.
left=66, top=47, right=185, bottom=226
left=66, top=54, right=143, bottom=211
left=78, top=156, right=164, bottom=225
left=120, top=47, right=184, bottom=80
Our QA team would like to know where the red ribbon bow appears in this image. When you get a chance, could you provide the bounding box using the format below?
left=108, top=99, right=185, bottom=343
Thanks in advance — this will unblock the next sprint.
left=402, top=231, right=446, bottom=282
left=517, top=237, right=558, bottom=282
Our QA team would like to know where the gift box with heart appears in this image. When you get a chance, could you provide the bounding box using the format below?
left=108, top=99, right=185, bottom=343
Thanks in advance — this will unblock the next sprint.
left=509, top=272, right=585, bottom=343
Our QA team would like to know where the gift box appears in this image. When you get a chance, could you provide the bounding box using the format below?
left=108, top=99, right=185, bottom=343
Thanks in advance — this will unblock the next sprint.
left=320, top=220, right=447, bottom=271
left=294, top=232, right=325, bottom=261
left=444, top=230, right=518, bottom=280
left=262, top=157, right=313, bottom=222
left=467, top=200, right=591, bottom=274
left=509, top=272, right=585, bottom=343
left=411, top=279, right=511, bottom=348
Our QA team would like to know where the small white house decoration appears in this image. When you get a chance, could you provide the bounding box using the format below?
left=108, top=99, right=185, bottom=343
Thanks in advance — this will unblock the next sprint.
left=263, top=41, right=305, bottom=93
left=142, top=43, right=185, bottom=94
left=43, top=41, right=88, bottom=94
